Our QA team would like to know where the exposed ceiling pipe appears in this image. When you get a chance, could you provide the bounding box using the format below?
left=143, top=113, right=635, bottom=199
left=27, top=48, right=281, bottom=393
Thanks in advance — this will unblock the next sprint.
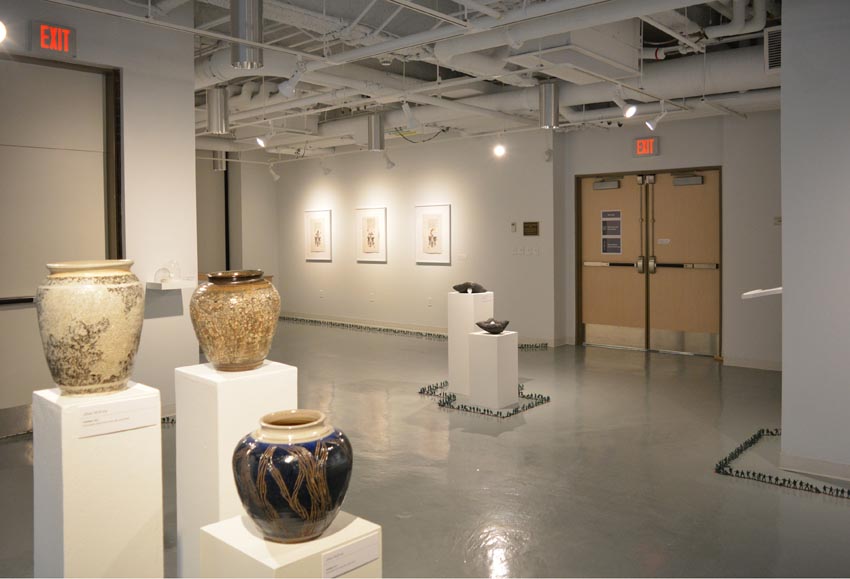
left=560, top=87, right=778, bottom=124
left=454, top=0, right=502, bottom=19
left=384, top=0, right=472, bottom=29
left=704, top=0, right=767, bottom=38
left=736, top=0, right=767, bottom=35
left=639, top=15, right=703, bottom=52
left=205, top=44, right=777, bottom=140
left=432, top=0, right=703, bottom=64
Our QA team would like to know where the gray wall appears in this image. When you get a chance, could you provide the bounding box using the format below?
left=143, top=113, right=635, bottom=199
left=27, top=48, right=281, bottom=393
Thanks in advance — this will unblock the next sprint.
left=2, top=0, right=199, bottom=412
left=276, top=131, right=557, bottom=343
left=196, top=150, right=227, bottom=274
left=0, top=59, right=106, bottom=408
left=781, top=0, right=850, bottom=476
left=557, top=111, right=782, bottom=370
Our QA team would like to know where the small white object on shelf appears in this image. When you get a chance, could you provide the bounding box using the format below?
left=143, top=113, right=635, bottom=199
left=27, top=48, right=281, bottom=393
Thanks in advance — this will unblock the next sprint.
left=33, top=383, right=164, bottom=578
left=448, top=291, right=494, bottom=396
left=468, top=330, right=519, bottom=410
left=175, top=361, right=299, bottom=578
left=200, top=512, right=382, bottom=578
left=146, top=279, right=198, bottom=291
left=741, top=286, right=783, bottom=300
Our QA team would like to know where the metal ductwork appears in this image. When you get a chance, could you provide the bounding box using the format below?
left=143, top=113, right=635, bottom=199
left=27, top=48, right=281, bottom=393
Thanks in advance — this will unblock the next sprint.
left=539, top=82, right=560, bottom=129
left=231, top=0, right=263, bottom=69
left=705, top=0, right=767, bottom=38
left=212, top=150, right=227, bottom=171
left=205, top=87, right=229, bottom=134
left=367, top=114, right=385, bottom=152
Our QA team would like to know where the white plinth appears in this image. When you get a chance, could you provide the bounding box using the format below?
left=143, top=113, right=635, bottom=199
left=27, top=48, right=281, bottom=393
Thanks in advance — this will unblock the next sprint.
left=447, top=291, right=494, bottom=395
left=468, top=331, right=519, bottom=410
left=200, top=513, right=382, bottom=578
left=33, top=383, right=164, bottom=578
left=176, top=360, right=299, bottom=578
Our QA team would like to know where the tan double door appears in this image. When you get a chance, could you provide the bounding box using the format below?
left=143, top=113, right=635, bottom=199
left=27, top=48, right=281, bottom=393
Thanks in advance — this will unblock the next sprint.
left=580, top=170, right=720, bottom=356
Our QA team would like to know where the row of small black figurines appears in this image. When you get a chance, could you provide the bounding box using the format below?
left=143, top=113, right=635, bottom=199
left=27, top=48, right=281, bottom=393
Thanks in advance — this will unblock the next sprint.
left=282, top=315, right=548, bottom=350
left=418, top=380, right=551, bottom=418
left=715, top=428, right=850, bottom=499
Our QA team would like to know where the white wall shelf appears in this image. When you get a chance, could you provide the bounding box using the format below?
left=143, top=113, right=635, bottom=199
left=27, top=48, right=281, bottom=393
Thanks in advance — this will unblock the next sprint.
left=146, top=279, right=198, bottom=291
left=741, top=287, right=782, bottom=300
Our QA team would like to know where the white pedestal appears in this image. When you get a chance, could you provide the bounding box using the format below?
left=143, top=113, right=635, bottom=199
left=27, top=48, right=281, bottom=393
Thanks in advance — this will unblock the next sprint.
left=176, top=360, right=299, bottom=578
left=468, top=331, right=519, bottom=410
left=200, top=513, right=382, bottom=578
left=33, top=383, right=163, bottom=578
left=447, top=291, right=494, bottom=395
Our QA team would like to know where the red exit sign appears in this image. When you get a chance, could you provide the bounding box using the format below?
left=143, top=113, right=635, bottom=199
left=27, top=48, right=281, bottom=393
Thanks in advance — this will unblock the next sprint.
left=30, top=21, right=77, bottom=57
left=634, top=136, right=659, bottom=157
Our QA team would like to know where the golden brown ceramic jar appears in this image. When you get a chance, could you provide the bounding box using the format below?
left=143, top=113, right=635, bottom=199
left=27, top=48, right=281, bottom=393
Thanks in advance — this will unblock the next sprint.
left=190, top=270, right=281, bottom=371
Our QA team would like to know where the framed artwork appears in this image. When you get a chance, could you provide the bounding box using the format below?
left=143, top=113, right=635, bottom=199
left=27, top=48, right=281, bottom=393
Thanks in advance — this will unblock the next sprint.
left=415, top=204, right=451, bottom=265
left=304, top=210, right=332, bottom=261
left=355, top=207, right=387, bottom=263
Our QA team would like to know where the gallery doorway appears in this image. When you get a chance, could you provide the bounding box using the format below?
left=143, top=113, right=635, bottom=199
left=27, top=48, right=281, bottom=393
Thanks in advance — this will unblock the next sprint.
left=577, top=169, right=721, bottom=356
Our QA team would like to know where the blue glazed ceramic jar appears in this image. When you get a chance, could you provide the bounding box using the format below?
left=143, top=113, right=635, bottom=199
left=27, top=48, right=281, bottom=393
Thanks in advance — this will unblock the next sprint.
left=232, top=409, right=353, bottom=543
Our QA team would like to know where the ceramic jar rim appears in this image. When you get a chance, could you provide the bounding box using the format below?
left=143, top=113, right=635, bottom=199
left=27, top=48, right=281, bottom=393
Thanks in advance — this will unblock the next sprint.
left=261, top=409, right=325, bottom=430
left=46, top=259, right=134, bottom=274
left=207, top=269, right=264, bottom=285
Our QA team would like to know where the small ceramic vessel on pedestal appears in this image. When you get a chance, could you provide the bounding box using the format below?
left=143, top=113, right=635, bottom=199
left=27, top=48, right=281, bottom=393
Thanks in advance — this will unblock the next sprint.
left=232, top=410, right=353, bottom=543
left=35, top=259, right=145, bottom=395
left=189, top=270, right=281, bottom=372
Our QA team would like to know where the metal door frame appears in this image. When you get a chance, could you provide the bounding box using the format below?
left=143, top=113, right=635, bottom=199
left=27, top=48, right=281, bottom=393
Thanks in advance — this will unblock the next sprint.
left=575, top=166, right=723, bottom=358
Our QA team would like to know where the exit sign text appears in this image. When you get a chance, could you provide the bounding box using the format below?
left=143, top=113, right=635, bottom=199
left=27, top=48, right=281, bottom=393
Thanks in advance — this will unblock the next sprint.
left=634, top=137, right=659, bottom=157
left=30, top=21, right=76, bottom=57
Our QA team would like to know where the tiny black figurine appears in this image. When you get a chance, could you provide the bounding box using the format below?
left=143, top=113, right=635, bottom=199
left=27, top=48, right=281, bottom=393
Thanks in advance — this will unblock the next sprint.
left=453, top=281, right=487, bottom=294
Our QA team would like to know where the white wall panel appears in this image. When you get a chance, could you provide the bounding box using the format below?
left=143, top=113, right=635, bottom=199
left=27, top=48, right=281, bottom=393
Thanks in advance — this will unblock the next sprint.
left=277, top=131, right=556, bottom=344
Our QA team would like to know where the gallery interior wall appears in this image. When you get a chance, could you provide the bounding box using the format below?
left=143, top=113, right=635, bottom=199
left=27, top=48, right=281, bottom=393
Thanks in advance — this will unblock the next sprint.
left=196, top=150, right=227, bottom=275
left=556, top=111, right=782, bottom=370
left=780, top=0, right=850, bottom=478
left=229, top=150, right=281, bottom=285
left=276, top=130, right=557, bottom=344
left=1, top=0, right=199, bottom=412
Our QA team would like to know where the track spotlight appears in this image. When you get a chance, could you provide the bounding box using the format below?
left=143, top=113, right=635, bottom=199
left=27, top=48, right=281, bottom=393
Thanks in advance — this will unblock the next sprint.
left=0, top=21, right=7, bottom=44
left=401, top=101, right=419, bottom=131
left=384, top=151, right=396, bottom=170
left=278, top=68, right=303, bottom=98
left=645, top=103, right=667, bottom=131
left=268, top=165, right=280, bottom=182
left=493, top=143, right=506, bottom=158
left=613, top=89, right=637, bottom=118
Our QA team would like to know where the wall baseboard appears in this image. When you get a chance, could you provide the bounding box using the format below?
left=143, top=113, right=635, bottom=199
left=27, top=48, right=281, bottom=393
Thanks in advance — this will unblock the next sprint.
left=780, top=452, right=850, bottom=483
left=0, top=404, right=32, bottom=439
left=280, top=312, right=554, bottom=347
left=722, top=356, right=782, bottom=372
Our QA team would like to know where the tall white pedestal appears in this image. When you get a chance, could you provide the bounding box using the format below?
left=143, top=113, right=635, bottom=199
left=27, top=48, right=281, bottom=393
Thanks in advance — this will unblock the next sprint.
left=33, top=383, right=163, bottom=578
left=200, top=513, right=382, bottom=578
left=447, top=291, right=494, bottom=395
left=176, top=360, right=299, bottom=578
left=468, top=331, right=519, bottom=409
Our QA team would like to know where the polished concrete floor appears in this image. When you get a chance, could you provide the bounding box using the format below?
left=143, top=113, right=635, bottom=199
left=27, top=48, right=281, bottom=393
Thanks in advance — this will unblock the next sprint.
left=3, top=321, right=850, bottom=577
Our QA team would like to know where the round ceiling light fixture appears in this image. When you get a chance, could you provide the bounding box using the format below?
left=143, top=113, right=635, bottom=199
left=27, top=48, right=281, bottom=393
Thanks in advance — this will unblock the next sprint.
left=493, top=144, right=506, bottom=158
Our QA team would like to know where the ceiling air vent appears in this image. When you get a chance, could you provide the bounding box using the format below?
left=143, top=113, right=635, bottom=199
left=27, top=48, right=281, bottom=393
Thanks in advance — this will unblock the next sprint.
left=764, top=26, right=781, bottom=74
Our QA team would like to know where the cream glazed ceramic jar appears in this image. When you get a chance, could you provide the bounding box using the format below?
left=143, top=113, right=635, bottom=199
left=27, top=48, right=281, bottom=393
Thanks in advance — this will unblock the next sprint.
left=189, top=270, right=281, bottom=372
left=35, top=259, right=145, bottom=395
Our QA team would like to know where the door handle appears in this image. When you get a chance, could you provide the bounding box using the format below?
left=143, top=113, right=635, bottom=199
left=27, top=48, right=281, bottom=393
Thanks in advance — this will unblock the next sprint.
left=636, top=256, right=645, bottom=273
left=649, top=256, right=657, bottom=274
